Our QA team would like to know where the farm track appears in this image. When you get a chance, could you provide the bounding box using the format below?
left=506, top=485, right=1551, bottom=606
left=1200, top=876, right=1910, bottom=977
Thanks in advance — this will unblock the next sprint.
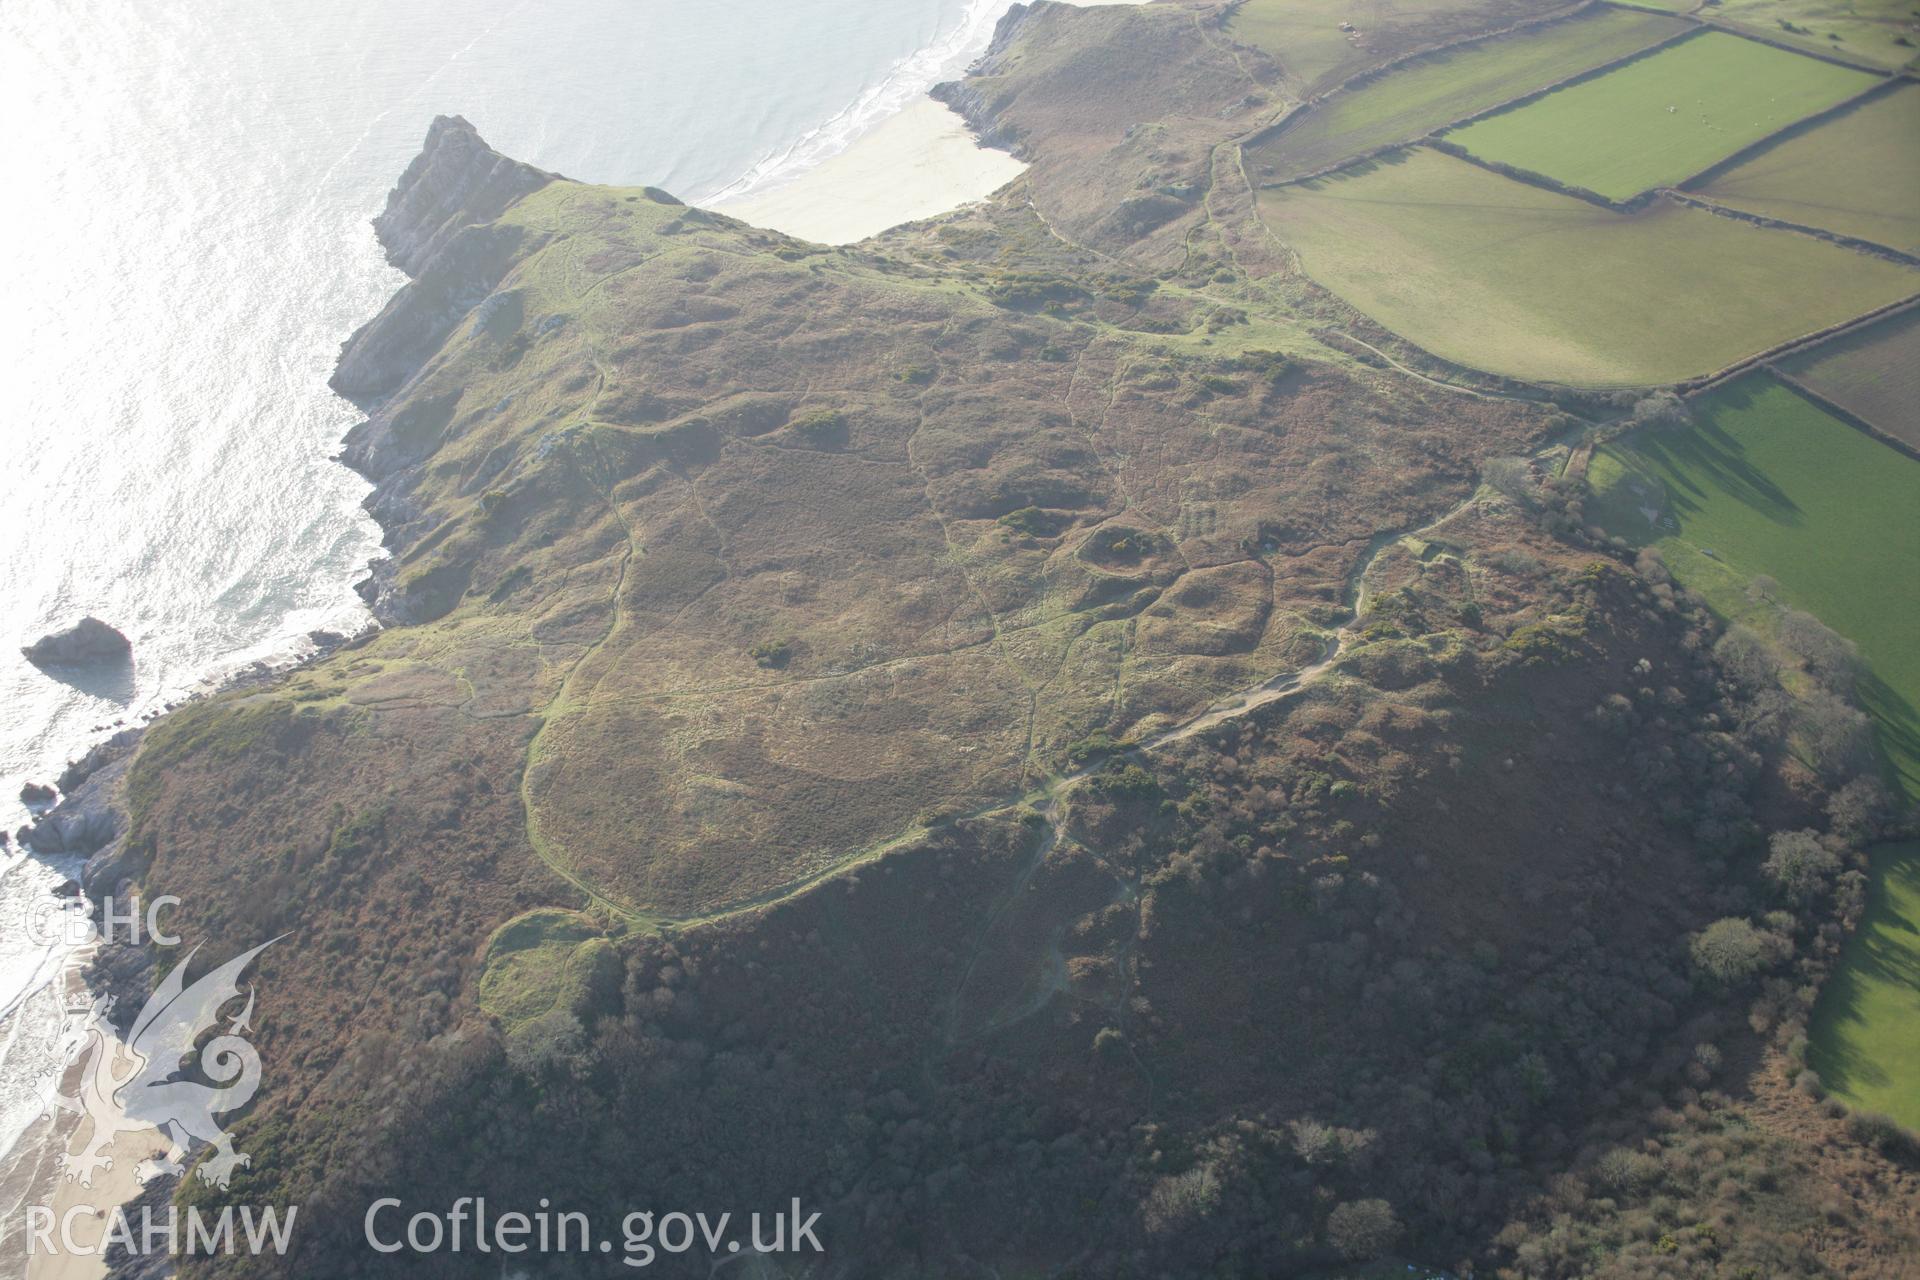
left=515, top=0, right=1909, bottom=941
left=536, top=449, right=1508, bottom=939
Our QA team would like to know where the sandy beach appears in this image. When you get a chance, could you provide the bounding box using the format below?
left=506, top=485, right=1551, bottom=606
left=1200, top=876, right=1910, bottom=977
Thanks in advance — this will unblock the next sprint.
left=708, top=96, right=1026, bottom=245
left=0, top=949, right=165, bottom=1280
left=704, top=0, right=1140, bottom=245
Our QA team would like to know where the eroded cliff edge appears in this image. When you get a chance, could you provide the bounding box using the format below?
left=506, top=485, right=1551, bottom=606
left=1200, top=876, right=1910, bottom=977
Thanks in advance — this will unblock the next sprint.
left=330, top=115, right=554, bottom=402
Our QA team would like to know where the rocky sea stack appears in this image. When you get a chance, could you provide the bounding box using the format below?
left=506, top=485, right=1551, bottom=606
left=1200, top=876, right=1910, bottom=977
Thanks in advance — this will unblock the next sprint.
left=21, top=616, right=131, bottom=668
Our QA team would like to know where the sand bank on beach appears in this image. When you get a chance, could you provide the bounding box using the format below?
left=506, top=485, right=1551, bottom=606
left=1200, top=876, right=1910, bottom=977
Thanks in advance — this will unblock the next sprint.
left=708, top=96, right=1025, bottom=244
left=0, top=952, right=166, bottom=1280
left=706, top=0, right=1142, bottom=244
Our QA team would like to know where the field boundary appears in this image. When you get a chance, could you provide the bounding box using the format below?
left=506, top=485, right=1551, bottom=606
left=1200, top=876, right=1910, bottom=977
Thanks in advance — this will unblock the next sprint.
left=1665, top=189, right=1920, bottom=269
left=1672, top=76, right=1908, bottom=194
left=1681, top=291, right=1920, bottom=394
left=1432, top=27, right=1893, bottom=206
left=1254, top=21, right=1703, bottom=192
left=1425, top=137, right=1625, bottom=210
left=1247, top=9, right=1896, bottom=202
left=1309, top=325, right=1561, bottom=403
left=1766, top=365, right=1920, bottom=464
left=1696, top=15, right=1897, bottom=74
left=1422, top=21, right=1708, bottom=148
left=1265, top=169, right=1920, bottom=397
left=1242, top=0, right=1646, bottom=182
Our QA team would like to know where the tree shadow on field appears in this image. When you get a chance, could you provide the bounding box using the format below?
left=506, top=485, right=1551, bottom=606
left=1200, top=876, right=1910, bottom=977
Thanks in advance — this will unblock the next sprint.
left=1808, top=842, right=1920, bottom=1115
left=1631, top=383, right=1801, bottom=528
left=1858, top=668, right=1920, bottom=801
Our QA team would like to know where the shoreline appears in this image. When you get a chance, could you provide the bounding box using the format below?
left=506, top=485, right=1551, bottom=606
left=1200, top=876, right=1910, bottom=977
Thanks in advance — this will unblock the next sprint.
left=702, top=0, right=1142, bottom=245
left=704, top=96, right=1027, bottom=244
left=0, top=0, right=1147, bottom=1263
left=0, top=946, right=165, bottom=1280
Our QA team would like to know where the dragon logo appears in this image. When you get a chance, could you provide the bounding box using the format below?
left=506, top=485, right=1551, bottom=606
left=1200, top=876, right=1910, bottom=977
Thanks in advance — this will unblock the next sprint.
left=40, top=939, right=279, bottom=1191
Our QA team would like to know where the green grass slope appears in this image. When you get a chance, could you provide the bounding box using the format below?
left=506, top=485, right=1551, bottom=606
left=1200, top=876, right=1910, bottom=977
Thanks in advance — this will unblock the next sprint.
left=1810, top=843, right=1920, bottom=1129
left=1586, top=376, right=1920, bottom=792
left=1445, top=31, right=1881, bottom=200
left=1254, top=147, right=1917, bottom=385
left=1586, top=374, right=1920, bottom=1127
left=1695, top=84, right=1920, bottom=255
left=1247, top=6, right=1689, bottom=185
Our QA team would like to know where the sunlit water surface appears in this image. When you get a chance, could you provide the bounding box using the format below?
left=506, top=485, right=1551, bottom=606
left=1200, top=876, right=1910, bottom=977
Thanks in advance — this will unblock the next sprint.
left=0, top=0, right=1008, bottom=1180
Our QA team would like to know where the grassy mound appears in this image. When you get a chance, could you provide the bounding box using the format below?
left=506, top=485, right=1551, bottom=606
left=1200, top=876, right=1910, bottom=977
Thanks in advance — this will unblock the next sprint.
left=477, top=908, right=611, bottom=1030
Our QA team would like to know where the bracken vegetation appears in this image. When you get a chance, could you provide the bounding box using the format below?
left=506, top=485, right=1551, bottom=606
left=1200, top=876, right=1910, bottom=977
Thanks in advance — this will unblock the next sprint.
left=87, top=0, right=1920, bottom=1275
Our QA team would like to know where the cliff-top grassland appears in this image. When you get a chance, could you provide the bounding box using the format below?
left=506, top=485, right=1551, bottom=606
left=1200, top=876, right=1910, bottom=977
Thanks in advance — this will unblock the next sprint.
left=68, top=1, right=1919, bottom=1276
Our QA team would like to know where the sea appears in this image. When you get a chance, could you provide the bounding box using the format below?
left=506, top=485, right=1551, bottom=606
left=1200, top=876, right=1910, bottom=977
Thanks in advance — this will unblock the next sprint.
left=0, top=0, right=1018, bottom=1208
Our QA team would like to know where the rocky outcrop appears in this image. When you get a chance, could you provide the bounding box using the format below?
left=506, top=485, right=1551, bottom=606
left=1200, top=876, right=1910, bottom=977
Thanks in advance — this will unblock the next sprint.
left=930, top=4, right=1035, bottom=155
left=371, top=114, right=554, bottom=278
left=11, top=727, right=144, bottom=930
left=331, top=221, right=538, bottom=398
left=21, top=616, right=131, bottom=668
left=22, top=728, right=139, bottom=874
left=330, top=116, right=556, bottom=400
left=57, top=726, right=143, bottom=794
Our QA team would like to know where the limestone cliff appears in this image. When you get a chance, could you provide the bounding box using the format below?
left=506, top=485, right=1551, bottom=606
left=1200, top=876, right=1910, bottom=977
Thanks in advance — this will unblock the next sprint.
left=930, top=3, right=1036, bottom=154
left=371, top=114, right=554, bottom=277
left=330, top=116, right=554, bottom=399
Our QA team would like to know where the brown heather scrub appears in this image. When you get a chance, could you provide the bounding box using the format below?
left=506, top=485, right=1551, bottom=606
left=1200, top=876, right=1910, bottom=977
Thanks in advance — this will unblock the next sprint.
left=94, top=6, right=1920, bottom=1276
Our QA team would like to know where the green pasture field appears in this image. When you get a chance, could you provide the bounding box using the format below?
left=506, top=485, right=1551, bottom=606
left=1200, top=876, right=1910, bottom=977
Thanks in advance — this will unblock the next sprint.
left=1694, top=84, right=1920, bottom=255
left=1778, top=306, right=1920, bottom=450
left=1584, top=375, right=1920, bottom=797
left=1811, top=844, right=1920, bottom=1131
left=1253, top=146, right=1917, bottom=384
left=1246, top=5, right=1690, bottom=184
left=1226, top=0, right=1537, bottom=95
left=1445, top=30, right=1881, bottom=200
left=1586, top=375, right=1920, bottom=1128
left=1711, top=0, right=1920, bottom=71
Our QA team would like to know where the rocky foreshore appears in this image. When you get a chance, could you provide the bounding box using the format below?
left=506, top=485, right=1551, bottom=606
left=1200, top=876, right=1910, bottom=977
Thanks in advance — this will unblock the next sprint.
left=370, top=113, right=556, bottom=278
left=928, top=3, right=1040, bottom=156
left=10, top=115, right=548, bottom=990
left=16, top=115, right=543, bottom=927
left=332, top=115, right=568, bottom=624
